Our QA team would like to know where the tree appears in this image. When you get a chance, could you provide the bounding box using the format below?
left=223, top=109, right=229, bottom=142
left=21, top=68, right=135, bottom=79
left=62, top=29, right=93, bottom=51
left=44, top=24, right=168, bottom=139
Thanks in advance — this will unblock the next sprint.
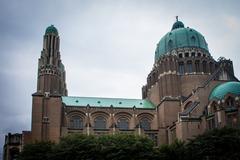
left=50, top=134, right=154, bottom=160
left=186, top=127, right=240, bottom=160
left=156, top=140, right=186, bottom=160
left=18, top=141, right=54, bottom=160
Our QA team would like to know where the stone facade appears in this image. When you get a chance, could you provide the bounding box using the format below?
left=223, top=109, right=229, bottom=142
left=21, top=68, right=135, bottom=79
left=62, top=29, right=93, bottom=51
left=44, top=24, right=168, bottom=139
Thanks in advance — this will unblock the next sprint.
left=3, top=21, right=240, bottom=160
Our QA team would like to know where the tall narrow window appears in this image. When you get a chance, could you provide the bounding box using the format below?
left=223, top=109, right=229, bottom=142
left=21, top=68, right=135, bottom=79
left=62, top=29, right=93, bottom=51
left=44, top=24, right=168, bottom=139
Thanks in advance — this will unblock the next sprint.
left=187, top=61, right=193, bottom=73
left=191, top=52, right=195, bottom=57
left=209, top=62, right=213, bottom=73
left=94, top=116, right=106, bottom=129
left=117, top=117, right=129, bottom=130
left=140, top=118, right=151, bottom=130
left=178, top=62, right=185, bottom=75
left=70, top=116, right=83, bottom=129
left=203, top=61, right=207, bottom=73
left=195, top=60, right=200, bottom=72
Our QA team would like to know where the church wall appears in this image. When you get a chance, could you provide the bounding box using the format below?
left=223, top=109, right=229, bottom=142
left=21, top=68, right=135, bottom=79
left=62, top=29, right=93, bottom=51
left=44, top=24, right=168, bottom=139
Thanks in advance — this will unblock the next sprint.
left=31, top=96, right=62, bottom=142
left=180, top=74, right=209, bottom=96
left=158, top=100, right=181, bottom=128
left=31, top=96, right=43, bottom=141
left=46, top=97, right=62, bottom=142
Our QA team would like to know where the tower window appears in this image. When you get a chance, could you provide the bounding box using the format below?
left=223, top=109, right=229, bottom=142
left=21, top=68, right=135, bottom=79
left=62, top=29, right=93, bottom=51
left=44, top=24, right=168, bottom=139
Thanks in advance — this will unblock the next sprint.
left=209, top=62, right=214, bottom=73
left=185, top=52, right=189, bottom=57
left=191, top=52, right=195, bottom=57
left=117, top=117, right=129, bottom=130
left=187, top=61, right=193, bottom=73
left=178, top=62, right=185, bottom=75
left=203, top=61, right=207, bottom=73
left=197, top=53, right=201, bottom=57
left=94, top=116, right=106, bottom=129
left=195, top=60, right=200, bottom=72
left=179, top=53, right=183, bottom=58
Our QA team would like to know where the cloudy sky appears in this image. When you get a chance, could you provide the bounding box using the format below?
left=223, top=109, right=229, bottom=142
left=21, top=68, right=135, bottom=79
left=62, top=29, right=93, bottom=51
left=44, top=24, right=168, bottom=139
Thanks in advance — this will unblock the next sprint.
left=0, top=0, right=239, bottom=154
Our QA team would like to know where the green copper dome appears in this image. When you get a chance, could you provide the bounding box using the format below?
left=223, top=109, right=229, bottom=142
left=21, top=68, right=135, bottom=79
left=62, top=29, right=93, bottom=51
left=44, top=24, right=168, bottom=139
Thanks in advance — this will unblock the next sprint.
left=155, top=20, right=209, bottom=61
left=45, top=25, right=58, bottom=35
left=209, top=81, right=240, bottom=100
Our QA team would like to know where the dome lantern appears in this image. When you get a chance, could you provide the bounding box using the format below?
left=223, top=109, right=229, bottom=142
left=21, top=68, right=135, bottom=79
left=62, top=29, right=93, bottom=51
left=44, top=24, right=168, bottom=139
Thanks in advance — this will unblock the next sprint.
left=45, top=25, right=58, bottom=35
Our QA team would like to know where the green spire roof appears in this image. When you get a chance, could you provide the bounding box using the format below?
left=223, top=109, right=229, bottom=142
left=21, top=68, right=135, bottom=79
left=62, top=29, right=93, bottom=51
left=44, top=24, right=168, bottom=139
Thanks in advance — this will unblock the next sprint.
left=209, top=81, right=240, bottom=100
left=62, top=96, right=155, bottom=109
left=45, top=25, right=58, bottom=35
left=155, top=20, right=209, bottom=61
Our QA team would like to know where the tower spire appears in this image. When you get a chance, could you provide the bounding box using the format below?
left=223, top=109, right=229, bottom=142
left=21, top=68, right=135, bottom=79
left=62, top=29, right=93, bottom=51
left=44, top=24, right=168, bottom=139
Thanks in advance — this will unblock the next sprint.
left=36, top=25, right=67, bottom=96
left=176, top=16, right=178, bottom=22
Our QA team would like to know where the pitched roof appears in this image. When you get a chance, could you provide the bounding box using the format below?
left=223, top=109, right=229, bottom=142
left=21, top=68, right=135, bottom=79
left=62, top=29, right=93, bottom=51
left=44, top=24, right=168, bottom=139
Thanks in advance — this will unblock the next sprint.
left=62, top=96, right=155, bottom=109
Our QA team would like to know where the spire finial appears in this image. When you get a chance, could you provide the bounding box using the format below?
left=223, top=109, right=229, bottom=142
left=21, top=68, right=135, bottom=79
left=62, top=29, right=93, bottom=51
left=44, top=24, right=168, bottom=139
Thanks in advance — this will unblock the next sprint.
left=176, top=16, right=178, bottom=22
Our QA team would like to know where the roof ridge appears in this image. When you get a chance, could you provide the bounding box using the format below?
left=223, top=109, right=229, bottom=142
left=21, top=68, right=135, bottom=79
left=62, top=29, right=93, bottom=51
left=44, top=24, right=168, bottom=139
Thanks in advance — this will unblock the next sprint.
left=62, top=96, right=146, bottom=101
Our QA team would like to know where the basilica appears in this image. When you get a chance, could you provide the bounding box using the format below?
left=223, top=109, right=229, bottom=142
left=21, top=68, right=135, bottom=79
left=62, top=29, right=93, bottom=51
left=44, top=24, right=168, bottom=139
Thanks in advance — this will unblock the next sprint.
left=3, top=19, right=240, bottom=159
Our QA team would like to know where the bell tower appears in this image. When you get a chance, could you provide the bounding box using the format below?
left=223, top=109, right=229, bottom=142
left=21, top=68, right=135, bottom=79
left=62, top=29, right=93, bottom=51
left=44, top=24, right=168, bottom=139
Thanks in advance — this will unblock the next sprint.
left=36, top=25, right=67, bottom=95
left=31, top=25, right=67, bottom=142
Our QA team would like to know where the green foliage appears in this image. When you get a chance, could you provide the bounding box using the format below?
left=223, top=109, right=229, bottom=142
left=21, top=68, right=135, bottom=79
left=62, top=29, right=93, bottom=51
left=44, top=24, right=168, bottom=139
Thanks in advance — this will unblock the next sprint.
left=19, top=128, right=240, bottom=160
left=18, top=141, right=55, bottom=160
left=186, top=127, right=240, bottom=160
left=156, top=140, right=186, bottom=160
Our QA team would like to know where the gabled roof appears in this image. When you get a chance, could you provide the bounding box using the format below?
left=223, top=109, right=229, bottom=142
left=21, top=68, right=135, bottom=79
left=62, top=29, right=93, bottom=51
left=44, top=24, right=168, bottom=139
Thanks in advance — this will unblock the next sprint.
left=62, top=96, right=156, bottom=109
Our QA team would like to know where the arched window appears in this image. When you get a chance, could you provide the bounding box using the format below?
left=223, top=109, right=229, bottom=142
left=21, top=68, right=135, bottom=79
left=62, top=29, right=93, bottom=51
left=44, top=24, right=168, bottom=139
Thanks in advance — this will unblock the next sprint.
left=226, top=97, right=234, bottom=107
left=191, top=52, right=195, bottom=57
left=195, top=60, right=200, bottom=72
left=70, top=116, right=83, bottom=129
left=178, top=62, right=185, bottom=75
left=117, top=117, right=129, bottom=130
left=179, top=53, right=183, bottom=58
left=140, top=118, right=151, bottom=130
left=187, top=61, right=193, bottom=73
left=209, top=62, right=214, bottom=73
left=94, top=116, right=106, bottom=129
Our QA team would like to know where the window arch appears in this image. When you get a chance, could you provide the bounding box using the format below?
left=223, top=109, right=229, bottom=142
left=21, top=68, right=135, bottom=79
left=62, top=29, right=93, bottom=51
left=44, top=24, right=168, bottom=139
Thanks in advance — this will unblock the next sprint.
left=94, top=116, right=106, bottom=129
left=140, top=118, right=151, bottom=130
left=117, top=117, right=129, bottom=130
left=70, top=116, right=83, bottom=129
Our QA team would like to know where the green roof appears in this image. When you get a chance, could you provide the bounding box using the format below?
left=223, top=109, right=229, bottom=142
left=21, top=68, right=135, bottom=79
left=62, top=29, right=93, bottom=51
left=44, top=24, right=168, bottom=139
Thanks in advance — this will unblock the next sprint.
left=209, top=81, right=240, bottom=100
left=155, top=20, right=209, bottom=61
left=45, top=25, right=58, bottom=35
left=62, top=96, right=155, bottom=109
